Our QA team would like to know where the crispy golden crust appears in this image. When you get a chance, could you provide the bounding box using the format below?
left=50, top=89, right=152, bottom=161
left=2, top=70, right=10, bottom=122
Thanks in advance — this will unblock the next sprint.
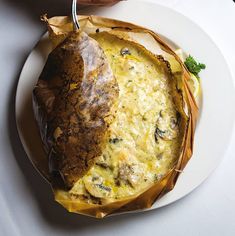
left=33, top=31, right=119, bottom=188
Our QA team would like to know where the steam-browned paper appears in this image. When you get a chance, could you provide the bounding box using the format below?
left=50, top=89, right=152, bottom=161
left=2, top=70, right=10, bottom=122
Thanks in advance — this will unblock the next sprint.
left=33, top=15, right=198, bottom=218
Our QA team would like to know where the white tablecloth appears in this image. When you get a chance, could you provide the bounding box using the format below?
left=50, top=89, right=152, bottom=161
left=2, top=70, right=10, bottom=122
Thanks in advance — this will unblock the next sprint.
left=0, top=0, right=235, bottom=235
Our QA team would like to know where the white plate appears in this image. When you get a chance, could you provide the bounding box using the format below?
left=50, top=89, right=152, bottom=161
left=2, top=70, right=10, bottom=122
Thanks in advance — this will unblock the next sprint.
left=16, top=0, right=235, bottom=213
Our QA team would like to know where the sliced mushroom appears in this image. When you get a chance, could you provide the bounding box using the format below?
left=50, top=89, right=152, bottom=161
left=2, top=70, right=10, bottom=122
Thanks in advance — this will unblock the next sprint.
left=109, top=137, right=123, bottom=144
left=154, top=173, right=164, bottom=181
left=170, top=112, right=181, bottom=129
left=155, top=110, right=180, bottom=141
left=83, top=175, right=112, bottom=199
left=118, top=162, right=145, bottom=188
left=95, top=154, right=113, bottom=170
left=155, top=127, right=178, bottom=141
left=96, top=162, right=110, bottom=169
left=156, top=153, right=163, bottom=160
left=120, top=47, right=131, bottom=56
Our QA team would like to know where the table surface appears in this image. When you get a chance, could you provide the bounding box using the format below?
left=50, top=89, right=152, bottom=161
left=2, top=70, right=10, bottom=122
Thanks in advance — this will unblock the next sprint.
left=0, top=0, right=235, bottom=235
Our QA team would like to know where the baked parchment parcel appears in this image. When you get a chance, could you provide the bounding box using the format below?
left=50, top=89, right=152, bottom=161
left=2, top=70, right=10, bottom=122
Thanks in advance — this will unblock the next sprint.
left=33, top=31, right=119, bottom=188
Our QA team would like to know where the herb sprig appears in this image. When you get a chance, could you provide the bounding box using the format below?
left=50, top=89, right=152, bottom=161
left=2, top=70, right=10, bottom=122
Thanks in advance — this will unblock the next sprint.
left=184, top=55, right=206, bottom=77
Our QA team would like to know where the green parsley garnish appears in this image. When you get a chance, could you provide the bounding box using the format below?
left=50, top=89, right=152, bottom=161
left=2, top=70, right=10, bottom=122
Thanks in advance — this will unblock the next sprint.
left=184, top=55, right=206, bottom=77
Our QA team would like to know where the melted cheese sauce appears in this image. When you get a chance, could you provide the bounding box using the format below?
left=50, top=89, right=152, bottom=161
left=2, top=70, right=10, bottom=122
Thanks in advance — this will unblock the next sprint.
left=69, top=33, right=182, bottom=203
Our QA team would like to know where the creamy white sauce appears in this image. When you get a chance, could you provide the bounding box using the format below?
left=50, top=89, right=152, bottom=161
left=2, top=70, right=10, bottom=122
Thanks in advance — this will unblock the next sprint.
left=69, top=33, right=182, bottom=202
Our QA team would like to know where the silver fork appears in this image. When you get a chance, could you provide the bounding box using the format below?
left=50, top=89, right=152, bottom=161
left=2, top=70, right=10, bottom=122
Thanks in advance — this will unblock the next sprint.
left=72, top=0, right=80, bottom=31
